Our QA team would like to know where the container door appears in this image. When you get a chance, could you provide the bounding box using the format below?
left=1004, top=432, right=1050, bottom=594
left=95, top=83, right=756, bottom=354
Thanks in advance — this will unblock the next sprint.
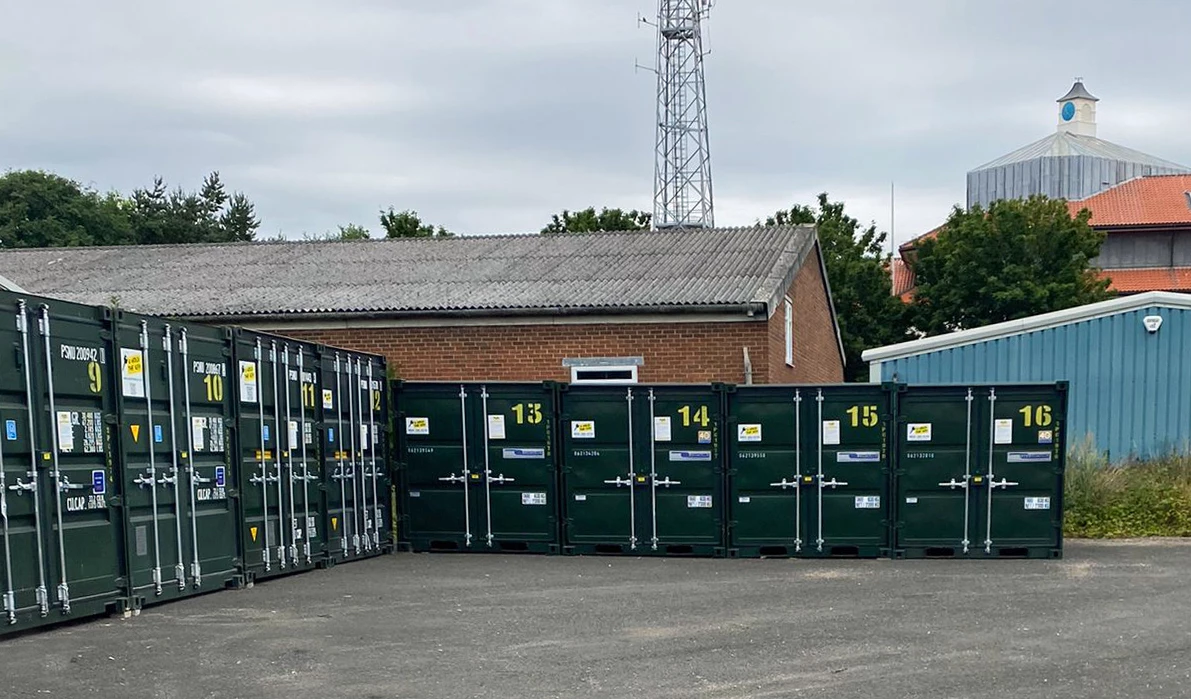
left=806, top=387, right=891, bottom=557
left=561, top=388, right=637, bottom=553
left=396, top=384, right=475, bottom=551
left=895, top=386, right=981, bottom=556
left=282, top=343, right=323, bottom=567
left=727, top=388, right=805, bottom=556
left=179, top=324, right=239, bottom=587
left=980, top=387, right=1065, bottom=555
left=0, top=296, right=53, bottom=628
left=237, top=333, right=287, bottom=576
left=361, top=357, right=391, bottom=552
left=116, top=315, right=188, bottom=603
left=476, top=385, right=557, bottom=552
left=646, top=388, right=723, bottom=554
left=343, top=353, right=379, bottom=558
left=31, top=300, right=125, bottom=618
left=322, top=351, right=365, bottom=560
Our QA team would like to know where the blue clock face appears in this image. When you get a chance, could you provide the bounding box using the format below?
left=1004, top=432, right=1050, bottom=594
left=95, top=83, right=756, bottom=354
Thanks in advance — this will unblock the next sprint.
left=1062, top=102, right=1076, bottom=121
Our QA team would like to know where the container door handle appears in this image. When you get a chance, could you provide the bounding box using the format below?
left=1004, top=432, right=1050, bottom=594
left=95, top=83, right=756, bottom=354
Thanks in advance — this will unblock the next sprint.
left=938, top=478, right=968, bottom=490
left=437, top=474, right=466, bottom=484
left=487, top=474, right=515, bottom=484
left=989, top=478, right=1019, bottom=490
left=819, top=478, right=848, bottom=489
left=603, top=476, right=632, bottom=487
left=654, top=476, right=681, bottom=488
left=769, top=478, right=800, bottom=490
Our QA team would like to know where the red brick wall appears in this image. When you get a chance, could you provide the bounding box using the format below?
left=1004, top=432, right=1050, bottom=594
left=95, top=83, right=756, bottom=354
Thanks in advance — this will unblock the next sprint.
left=767, top=244, right=845, bottom=383
left=275, top=321, right=771, bottom=384
left=260, top=248, right=843, bottom=384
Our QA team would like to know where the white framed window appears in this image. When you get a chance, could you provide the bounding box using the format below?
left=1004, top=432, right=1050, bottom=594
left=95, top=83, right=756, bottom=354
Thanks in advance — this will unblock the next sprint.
left=784, top=295, right=794, bottom=366
left=570, top=365, right=639, bottom=385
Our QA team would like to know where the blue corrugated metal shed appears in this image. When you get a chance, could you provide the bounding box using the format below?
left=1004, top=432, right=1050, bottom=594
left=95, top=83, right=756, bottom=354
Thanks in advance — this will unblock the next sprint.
left=862, top=292, right=1191, bottom=460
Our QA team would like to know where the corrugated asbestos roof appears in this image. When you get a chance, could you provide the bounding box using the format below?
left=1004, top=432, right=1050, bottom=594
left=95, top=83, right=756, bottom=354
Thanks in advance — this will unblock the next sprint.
left=972, top=131, right=1191, bottom=172
left=0, top=225, right=818, bottom=319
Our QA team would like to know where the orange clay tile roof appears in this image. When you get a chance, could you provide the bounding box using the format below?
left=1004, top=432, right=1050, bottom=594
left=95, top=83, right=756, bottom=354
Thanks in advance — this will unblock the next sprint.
left=1101, top=267, right=1191, bottom=293
left=1067, top=175, right=1191, bottom=227
left=891, top=258, right=916, bottom=298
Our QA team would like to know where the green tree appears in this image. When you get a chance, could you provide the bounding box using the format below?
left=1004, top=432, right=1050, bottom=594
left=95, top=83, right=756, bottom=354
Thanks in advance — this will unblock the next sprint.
left=909, top=195, right=1112, bottom=336
left=129, top=172, right=260, bottom=244
left=541, top=207, right=651, bottom=234
left=765, top=192, right=911, bottom=381
left=0, top=170, right=133, bottom=248
left=219, top=193, right=260, bottom=241
left=379, top=207, right=453, bottom=238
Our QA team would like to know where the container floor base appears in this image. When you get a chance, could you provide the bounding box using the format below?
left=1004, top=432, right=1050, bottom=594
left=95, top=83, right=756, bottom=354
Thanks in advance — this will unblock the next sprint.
left=893, top=545, right=1063, bottom=560
left=0, top=594, right=129, bottom=640
left=131, top=570, right=244, bottom=610
left=403, top=536, right=558, bottom=554
left=563, top=542, right=725, bottom=557
left=727, top=543, right=888, bottom=559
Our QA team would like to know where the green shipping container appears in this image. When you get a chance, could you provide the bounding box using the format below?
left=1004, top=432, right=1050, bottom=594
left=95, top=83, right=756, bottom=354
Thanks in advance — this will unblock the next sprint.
left=0, top=293, right=130, bottom=634
left=394, top=381, right=559, bottom=553
left=114, top=312, right=243, bottom=609
left=725, top=384, right=894, bottom=558
left=559, top=384, right=724, bottom=556
left=277, top=341, right=327, bottom=568
left=893, top=383, right=1067, bottom=559
left=321, top=349, right=391, bottom=564
left=234, top=330, right=292, bottom=580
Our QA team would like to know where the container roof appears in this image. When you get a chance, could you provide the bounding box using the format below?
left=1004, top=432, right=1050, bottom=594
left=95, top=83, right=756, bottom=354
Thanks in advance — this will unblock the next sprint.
left=862, top=290, right=1191, bottom=363
left=0, top=225, right=821, bottom=320
left=971, top=131, right=1191, bottom=172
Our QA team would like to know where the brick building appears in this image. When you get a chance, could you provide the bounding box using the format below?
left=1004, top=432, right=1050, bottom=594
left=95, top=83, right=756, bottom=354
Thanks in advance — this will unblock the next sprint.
left=0, top=225, right=845, bottom=384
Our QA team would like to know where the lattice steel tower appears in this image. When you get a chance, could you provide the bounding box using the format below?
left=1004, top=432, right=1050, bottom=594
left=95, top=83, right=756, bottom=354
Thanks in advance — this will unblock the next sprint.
left=649, top=0, right=715, bottom=229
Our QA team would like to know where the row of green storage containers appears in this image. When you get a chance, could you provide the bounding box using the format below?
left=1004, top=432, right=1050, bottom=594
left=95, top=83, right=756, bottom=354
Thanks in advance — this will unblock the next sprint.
left=394, top=381, right=1068, bottom=560
left=0, top=289, right=392, bottom=638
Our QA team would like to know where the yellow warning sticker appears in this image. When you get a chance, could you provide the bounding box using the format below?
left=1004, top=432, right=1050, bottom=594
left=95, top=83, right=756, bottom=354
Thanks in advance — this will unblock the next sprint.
left=130, top=424, right=141, bottom=442
left=125, top=353, right=142, bottom=375
left=250, top=526, right=258, bottom=542
left=331, top=517, right=338, bottom=531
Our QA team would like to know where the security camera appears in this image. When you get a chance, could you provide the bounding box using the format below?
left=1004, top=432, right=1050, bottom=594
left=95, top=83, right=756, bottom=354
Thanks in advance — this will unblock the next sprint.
left=1143, top=315, right=1163, bottom=333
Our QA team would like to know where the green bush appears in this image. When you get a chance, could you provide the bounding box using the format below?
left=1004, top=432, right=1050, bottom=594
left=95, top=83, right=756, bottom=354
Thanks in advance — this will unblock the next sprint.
left=1064, top=437, right=1191, bottom=538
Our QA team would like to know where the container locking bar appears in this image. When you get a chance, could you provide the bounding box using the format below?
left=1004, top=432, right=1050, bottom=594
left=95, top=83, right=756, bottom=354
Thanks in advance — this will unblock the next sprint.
left=647, top=389, right=658, bottom=550
left=41, top=306, right=75, bottom=613
left=137, top=322, right=165, bottom=595
left=179, top=330, right=203, bottom=586
left=296, top=350, right=314, bottom=563
left=333, top=354, right=350, bottom=555
left=603, top=476, right=632, bottom=487
left=457, top=385, right=473, bottom=548
left=438, top=474, right=466, bottom=484
left=793, top=389, right=803, bottom=552
left=653, top=476, right=681, bottom=488
left=819, top=477, right=849, bottom=489
left=268, top=341, right=288, bottom=569
left=815, top=389, right=825, bottom=552
left=984, top=388, right=998, bottom=554
left=18, top=302, right=49, bottom=616
left=481, top=386, right=494, bottom=547
left=989, top=478, right=1019, bottom=489
left=0, top=444, right=14, bottom=624
left=162, top=326, right=186, bottom=590
left=769, top=478, right=800, bottom=490
left=625, top=387, right=637, bottom=551
left=487, top=474, right=515, bottom=485
left=365, top=361, right=381, bottom=549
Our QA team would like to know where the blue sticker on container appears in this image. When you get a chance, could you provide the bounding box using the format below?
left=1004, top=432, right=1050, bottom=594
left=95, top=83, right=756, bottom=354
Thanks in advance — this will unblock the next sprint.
left=215, top=466, right=226, bottom=487
left=837, top=451, right=881, bottom=463
left=263, top=425, right=270, bottom=442
left=328, top=427, right=335, bottom=443
left=92, top=469, right=106, bottom=495
left=1007, top=451, right=1053, bottom=463
left=154, top=425, right=163, bottom=443
left=5, top=420, right=16, bottom=441
left=503, top=448, right=546, bottom=459
left=669, top=450, right=712, bottom=462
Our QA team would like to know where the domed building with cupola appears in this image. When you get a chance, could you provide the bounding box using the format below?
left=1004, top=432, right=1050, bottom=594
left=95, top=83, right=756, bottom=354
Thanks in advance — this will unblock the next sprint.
left=893, top=80, right=1191, bottom=299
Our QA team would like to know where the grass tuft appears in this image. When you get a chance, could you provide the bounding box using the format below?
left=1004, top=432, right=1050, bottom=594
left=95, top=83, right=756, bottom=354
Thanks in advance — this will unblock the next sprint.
left=1064, top=436, right=1191, bottom=538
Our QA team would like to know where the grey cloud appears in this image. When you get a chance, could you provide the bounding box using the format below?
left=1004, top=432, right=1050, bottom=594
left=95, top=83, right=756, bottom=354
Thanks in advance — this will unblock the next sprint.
left=1, top=0, right=1188, bottom=245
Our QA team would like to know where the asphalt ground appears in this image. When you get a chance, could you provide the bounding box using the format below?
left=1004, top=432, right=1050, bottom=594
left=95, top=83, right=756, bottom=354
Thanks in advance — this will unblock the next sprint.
left=1, top=539, right=1189, bottom=699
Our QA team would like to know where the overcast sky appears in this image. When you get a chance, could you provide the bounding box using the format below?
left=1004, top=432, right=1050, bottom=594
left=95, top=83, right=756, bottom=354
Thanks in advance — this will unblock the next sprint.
left=3, top=1, right=1189, bottom=247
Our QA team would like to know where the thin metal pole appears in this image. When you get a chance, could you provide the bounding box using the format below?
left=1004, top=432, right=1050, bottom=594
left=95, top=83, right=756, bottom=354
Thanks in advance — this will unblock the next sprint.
left=40, top=306, right=72, bottom=613
left=179, top=329, right=202, bottom=585
left=163, top=326, right=186, bottom=590
left=19, top=302, right=48, bottom=616
left=297, top=350, right=312, bottom=564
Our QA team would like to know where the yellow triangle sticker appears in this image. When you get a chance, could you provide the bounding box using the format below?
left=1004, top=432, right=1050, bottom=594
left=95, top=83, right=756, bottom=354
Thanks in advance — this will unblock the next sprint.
left=331, top=517, right=338, bottom=531
left=250, top=526, right=258, bottom=542
left=130, top=424, right=141, bottom=442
